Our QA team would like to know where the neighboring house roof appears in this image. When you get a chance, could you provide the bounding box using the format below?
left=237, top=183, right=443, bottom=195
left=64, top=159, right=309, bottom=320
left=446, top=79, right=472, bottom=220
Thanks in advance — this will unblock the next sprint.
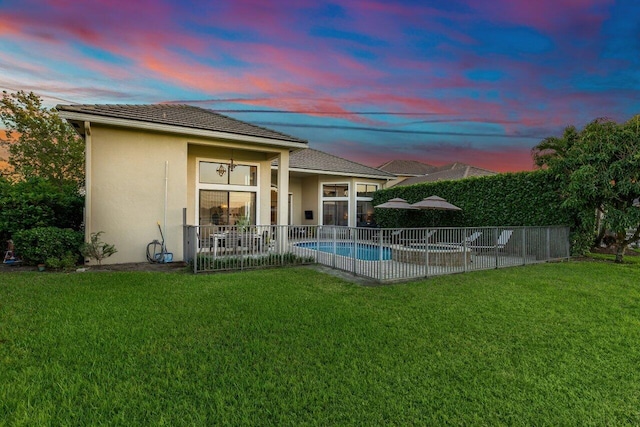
left=376, top=159, right=437, bottom=176
left=273, top=149, right=396, bottom=180
left=396, top=163, right=497, bottom=186
left=57, top=104, right=307, bottom=146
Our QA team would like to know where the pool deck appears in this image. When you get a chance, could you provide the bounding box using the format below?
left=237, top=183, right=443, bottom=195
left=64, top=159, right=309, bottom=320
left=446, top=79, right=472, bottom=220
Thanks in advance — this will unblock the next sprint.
left=291, top=242, right=546, bottom=283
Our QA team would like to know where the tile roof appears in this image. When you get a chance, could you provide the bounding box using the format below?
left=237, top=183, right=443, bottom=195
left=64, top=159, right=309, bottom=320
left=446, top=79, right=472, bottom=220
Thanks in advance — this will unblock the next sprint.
left=376, top=159, right=437, bottom=175
left=56, top=104, right=307, bottom=144
left=396, top=164, right=497, bottom=186
left=273, top=149, right=396, bottom=179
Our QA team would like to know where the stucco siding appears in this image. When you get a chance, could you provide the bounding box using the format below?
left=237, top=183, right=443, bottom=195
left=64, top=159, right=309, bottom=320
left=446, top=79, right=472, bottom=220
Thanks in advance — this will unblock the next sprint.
left=89, top=126, right=188, bottom=264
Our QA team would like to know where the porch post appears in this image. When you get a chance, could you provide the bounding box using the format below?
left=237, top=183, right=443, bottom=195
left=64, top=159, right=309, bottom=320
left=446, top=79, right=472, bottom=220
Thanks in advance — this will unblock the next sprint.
left=277, top=150, right=290, bottom=252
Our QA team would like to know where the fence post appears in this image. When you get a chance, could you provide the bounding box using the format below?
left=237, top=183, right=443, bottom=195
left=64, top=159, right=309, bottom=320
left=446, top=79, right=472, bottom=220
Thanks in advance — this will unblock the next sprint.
left=378, top=229, right=384, bottom=282
left=189, top=226, right=198, bottom=273
left=332, top=227, right=337, bottom=269
left=352, top=227, right=357, bottom=275
left=463, top=227, right=468, bottom=273
left=494, top=227, right=499, bottom=269
left=546, top=227, right=551, bottom=261
left=424, top=228, right=430, bottom=278
left=522, top=228, right=527, bottom=265
left=316, top=225, right=321, bottom=264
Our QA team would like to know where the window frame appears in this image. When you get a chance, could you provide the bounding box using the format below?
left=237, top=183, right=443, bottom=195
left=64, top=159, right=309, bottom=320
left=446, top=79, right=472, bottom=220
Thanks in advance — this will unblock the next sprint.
left=320, top=182, right=350, bottom=226
left=356, top=182, right=379, bottom=226
left=196, top=157, right=260, bottom=226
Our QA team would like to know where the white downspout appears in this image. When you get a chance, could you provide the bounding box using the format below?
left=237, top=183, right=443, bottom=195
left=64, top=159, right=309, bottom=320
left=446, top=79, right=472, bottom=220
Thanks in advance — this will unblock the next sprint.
left=164, top=160, right=169, bottom=237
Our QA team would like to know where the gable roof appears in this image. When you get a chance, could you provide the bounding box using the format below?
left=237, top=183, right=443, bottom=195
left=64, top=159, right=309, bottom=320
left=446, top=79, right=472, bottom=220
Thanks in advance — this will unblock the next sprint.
left=397, top=164, right=497, bottom=186
left=273, top=149, right=396, bottom=180
left=376, top=159, right=437, bottom=175
left=56, top=104, right=307, bottom=146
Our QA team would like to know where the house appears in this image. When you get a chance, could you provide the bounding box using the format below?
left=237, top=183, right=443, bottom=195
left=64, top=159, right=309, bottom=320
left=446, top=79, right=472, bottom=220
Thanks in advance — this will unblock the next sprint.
left=376, top=159, right=437, bottom=187
left=394, top=162, right=497, bottom=186
left=57, top=104, right=394, bottom=264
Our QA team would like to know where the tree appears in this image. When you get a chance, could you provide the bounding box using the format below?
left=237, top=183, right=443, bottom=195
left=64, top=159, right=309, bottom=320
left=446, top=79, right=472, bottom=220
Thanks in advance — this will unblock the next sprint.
left=0, top=90, right=84, bottom=186
left=533, top=116, right=640, bottom=262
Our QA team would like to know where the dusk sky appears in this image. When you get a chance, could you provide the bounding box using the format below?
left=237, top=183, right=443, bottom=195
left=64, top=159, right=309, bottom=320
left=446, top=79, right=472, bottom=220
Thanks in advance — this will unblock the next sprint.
left=1, top=0, right=638, bottom=172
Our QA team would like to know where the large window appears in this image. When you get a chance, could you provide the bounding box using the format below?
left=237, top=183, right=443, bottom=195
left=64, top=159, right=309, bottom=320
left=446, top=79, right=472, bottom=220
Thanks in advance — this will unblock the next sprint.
left=199, top=191, right=256, bottom=226
left=322, top=183, right=349, bottom=226
left=356, top=183, right=378, bottom=226
left=197, top=160, right=258, bottom=226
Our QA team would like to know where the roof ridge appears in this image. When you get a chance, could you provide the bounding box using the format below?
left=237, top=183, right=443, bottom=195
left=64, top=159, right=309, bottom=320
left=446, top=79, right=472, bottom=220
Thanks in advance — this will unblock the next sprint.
left=306, top=148, right=394, bottom=176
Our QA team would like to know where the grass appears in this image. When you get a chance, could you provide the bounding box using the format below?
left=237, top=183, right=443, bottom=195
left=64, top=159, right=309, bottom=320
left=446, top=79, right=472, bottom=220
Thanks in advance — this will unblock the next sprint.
left=1, top=261, right=640, bottom=425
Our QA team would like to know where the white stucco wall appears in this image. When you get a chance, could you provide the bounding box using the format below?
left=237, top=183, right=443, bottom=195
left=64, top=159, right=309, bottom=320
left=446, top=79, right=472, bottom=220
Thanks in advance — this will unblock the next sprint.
left=88, top=126, right=290, bottom=264
left=88, top=126, right=188, bottom=264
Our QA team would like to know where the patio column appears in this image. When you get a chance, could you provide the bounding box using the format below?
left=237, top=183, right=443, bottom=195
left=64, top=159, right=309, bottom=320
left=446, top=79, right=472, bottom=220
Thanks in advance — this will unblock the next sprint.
left=277, top=150, right=290, bottom=251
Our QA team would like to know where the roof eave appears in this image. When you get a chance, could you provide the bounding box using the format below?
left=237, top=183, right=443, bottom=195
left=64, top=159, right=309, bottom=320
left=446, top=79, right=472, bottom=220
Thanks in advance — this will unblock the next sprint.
left=59, top=111, right=309, bottom=150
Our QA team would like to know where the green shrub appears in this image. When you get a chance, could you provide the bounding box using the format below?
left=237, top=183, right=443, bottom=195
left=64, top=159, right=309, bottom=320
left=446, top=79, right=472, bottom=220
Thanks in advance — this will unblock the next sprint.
left=373, top=170, right=592, bottom=255
left=80, top=231, right=117, bottom=265
left=13, top=227, right=83, bottom=266
left=0, top=177, right=83, bottom=241
left=45, top=253, right=80, bottom=271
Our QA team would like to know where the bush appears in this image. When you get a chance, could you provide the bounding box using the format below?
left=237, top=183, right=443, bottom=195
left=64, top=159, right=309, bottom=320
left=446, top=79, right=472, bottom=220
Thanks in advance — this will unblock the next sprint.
left=0, top=177, right=83, bottom=242
left=372, top=170, right=592, bottom=255
left=13, top=227, right=83, bottom=267
left=80, top=232, right=117, bottom=265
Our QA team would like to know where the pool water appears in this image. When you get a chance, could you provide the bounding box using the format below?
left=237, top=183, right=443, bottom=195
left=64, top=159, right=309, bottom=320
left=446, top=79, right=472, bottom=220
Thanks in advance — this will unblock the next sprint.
left=295, top=242, right=391, bottom=261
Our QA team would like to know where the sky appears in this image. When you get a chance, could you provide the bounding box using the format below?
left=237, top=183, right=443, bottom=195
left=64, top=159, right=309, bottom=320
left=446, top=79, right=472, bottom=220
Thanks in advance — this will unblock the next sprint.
left=0, top=0, right=638, bottom=172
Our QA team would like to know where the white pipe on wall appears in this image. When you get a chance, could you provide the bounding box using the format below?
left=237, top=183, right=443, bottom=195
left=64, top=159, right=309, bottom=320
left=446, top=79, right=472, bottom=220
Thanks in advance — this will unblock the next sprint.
left=164, top=160, right=169, bottom=236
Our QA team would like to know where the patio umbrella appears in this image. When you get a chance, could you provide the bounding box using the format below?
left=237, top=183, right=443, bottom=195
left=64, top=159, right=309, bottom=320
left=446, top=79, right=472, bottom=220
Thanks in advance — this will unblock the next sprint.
left=374, top=197, right=418, bottom=210
left=411, top=195, right=462, bottom=211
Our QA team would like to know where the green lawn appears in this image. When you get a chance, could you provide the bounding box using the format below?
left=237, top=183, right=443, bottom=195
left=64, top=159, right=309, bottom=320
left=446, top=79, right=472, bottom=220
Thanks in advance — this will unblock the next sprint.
left=1, top=261, right=640, bottom=425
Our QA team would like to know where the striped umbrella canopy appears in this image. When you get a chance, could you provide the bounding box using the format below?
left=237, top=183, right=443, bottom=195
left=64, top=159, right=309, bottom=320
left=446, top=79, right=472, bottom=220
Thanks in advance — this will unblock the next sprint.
left=374, top=197, right=418, bottom=210
left=411, top=195, right=462, bottom=211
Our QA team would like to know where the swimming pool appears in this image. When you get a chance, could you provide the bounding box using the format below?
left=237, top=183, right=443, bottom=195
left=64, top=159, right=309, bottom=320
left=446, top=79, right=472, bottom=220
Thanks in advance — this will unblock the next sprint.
left=295, top=241, right=392, bottom=261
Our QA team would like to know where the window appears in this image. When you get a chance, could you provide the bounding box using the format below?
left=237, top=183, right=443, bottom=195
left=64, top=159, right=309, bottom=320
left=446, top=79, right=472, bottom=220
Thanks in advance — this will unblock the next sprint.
left=356, top=183, right=378, bottom=226
left=200, top=161, right=256, bottom=186
left=323, top=200, right=348, bottom=226
left=357, top=184, right=377, bottom=198
left=199, top=190, right=256, bottom=226
left=270, top=190, right=293, bottom=225
left=321, top=183, right=349, bottom=226
left=323, top=184, right=348, bottom=198
left=197, top=159, right=259, bottom=227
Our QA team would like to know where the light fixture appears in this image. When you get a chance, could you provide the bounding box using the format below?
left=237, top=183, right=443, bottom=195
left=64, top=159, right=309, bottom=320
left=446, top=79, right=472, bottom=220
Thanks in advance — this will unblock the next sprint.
left=229, top=149, right=236, bottom=172
left=216, top=164, right=226, bottom=176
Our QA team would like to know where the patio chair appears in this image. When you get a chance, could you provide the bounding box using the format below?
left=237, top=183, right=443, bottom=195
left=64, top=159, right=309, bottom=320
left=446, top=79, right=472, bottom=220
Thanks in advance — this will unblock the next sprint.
left=468, top=229, right=513, bottom=251
left=439, top=231, right=483, bottom=246
left=400, top=229, right=437, bottom=247
left=383, top=229, right=405, bottom=245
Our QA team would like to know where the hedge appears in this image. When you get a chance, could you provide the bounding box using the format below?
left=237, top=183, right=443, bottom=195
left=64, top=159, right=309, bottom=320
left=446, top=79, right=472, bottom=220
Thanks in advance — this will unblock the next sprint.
left=372, top=170, right=593, bottom=254
left=12, top=226, right=84, bottom=267
left=0, top=177, right=84, bottom=242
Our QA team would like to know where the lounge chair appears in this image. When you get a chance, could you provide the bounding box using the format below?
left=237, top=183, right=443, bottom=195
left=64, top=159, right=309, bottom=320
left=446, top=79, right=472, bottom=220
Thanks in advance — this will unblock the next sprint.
left=468, top=229, right=513, bottom=251
left=400, top=229, right=436, bottom=246
left=439, top=231, right=483, bottom=246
